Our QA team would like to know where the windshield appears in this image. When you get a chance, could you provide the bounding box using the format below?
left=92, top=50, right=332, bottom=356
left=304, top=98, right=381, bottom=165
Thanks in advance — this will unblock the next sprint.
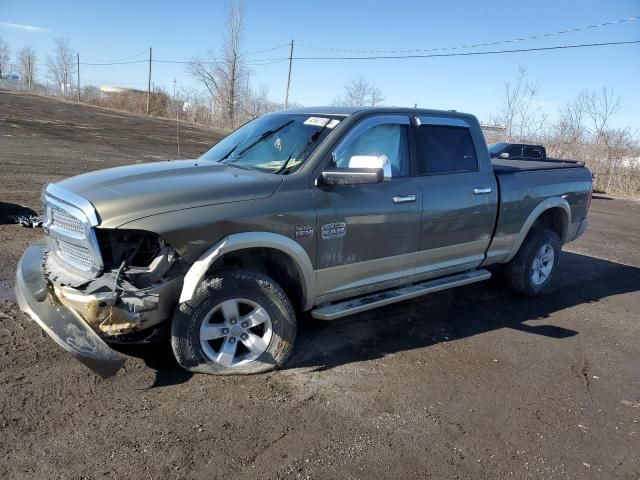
left=201, top=114, right=342, bottom=173
left=488, top=142, right=508, bottom=154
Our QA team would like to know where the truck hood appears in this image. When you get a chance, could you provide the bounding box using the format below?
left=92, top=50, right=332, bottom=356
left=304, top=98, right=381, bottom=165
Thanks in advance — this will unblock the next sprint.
left=55, top=160, right=282, bottom=228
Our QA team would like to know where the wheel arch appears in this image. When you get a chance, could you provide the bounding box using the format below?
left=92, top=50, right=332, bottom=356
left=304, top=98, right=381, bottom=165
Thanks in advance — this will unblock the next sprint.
left=505, top=197, right=571, bottom=263
left=179, top=232, right=315, bottom=311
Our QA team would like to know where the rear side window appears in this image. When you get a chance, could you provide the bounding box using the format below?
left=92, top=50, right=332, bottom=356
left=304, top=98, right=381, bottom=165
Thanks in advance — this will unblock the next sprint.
left=523, top=147, right=543, bottom=159
left=505, top=146, right=523, bottom=158
left=416, top=125, right=478, bottom=174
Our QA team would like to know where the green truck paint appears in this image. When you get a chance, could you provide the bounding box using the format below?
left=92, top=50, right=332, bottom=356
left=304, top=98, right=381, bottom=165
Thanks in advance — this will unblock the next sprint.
left=16, top=106, right=593, bottom=377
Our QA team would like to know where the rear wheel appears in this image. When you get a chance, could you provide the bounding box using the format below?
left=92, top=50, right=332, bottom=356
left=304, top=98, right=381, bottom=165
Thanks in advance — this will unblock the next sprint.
left=171, top=270, right=296, bottom=375
left=504, top=228, right=561, bottom=296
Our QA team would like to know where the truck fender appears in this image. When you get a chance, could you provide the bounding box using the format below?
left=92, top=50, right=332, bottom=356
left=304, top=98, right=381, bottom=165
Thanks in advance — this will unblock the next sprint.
left=504, top=197, right=571, bottom=263
left=179, top=232, right=316, bottom=310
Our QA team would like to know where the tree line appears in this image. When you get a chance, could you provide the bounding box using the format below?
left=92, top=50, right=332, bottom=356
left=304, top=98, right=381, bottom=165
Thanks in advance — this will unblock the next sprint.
left=489, top=66, right=639, bottom=197
left=0, top=0, right=637, bottom=197
left=0, top=0, right=382, bottom=129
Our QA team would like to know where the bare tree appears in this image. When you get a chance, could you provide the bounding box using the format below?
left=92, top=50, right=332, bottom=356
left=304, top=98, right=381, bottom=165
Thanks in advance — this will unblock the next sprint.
left=47, top=37, right=76, bottom=95
left=492, top=66, right=547, bottom=141
left=242, top=84, right=273, bottom=118
left=188, top=0, right=248, bottom=128
left=333, top=76, right=384, bottom=106
left=585, top=87, right=621, bottom=139
left=544, top=87, right=640, bottom=196
left=368, top=85, right=385, bottom=107
left=556, top=91, right=589, bottom=143
left=17, top=45, right=37, bottom=92
left=0, top=37, right=10, bottom=78
left=177, top=87, right=216, bottom=124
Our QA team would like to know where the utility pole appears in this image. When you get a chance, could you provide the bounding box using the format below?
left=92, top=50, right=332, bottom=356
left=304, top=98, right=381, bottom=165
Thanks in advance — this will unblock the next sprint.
left=284, top=40, right=294, bottom=109
left=27, top=55, right=31, bottom=92
left=174, top=77, right=180, bottom=156
left=77, top=53, right=80, bottom=102
left=146, top=47, right=152, bottom=115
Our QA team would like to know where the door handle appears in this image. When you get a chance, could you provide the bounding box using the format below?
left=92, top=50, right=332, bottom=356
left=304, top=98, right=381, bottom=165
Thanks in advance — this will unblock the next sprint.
left=473, top=187, right=493, bottom=195
left=393, top=194, right=416, bottom=204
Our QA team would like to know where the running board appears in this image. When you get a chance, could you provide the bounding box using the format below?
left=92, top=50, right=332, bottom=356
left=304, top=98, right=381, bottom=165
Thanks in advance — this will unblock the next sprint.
left=311, top=269, right=491, bottom=321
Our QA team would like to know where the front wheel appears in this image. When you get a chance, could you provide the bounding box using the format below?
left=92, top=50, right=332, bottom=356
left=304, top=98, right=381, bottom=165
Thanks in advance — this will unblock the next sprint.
left=504, top=228, right=561, bottom=297
left=171, top=270, right=296, bottom=375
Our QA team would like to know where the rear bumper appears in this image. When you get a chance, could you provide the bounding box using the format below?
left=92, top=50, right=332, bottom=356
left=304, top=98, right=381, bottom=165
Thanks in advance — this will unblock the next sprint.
left=15, top=241, right=126, bottom=378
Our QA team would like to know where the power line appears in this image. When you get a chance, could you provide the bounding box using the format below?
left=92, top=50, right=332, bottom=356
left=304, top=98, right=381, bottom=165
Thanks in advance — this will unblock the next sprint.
left=79, top=39, right=638, bottom=66
left=80, top=59, right=148, bottom=66
left=243, top=43, right=290, bottom=56
left=153, top=58, right=287, bottom=66
left=297, top=15, right=639, bottom=54
left=78, top=42, right=290, bottom=65
left=80, top=58, right=288, bottom=67
left=92, top=49, right=149, bottom=63
left=290, top=40, right=640, bottom=61
left=79, top=16, right=639, bottom=67
left=83, top=79, right=149, bottom=85
left=79, top=50, right=149, bottom=65
left=246, top=58, right=289, bottom=66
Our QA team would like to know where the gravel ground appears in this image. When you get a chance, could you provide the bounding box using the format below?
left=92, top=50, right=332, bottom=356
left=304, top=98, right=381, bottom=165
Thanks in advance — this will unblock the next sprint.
left=1, top=91, right=638, bottom=480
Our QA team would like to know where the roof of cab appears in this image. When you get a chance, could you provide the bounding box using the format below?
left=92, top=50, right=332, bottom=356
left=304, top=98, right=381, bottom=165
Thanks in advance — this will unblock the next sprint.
left=278, top=106, right=363, bottom=116
left=275, top=106, right=478, bottom=121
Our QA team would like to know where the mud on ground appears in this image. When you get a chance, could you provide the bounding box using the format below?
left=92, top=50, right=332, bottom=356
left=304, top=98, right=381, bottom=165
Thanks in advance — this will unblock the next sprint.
left=0, top=91, right=639, bottom=479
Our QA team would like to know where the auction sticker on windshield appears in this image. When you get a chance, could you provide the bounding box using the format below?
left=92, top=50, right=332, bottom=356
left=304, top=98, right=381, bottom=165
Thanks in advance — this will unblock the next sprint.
left=304, top=117, right=330, bottom=127
left=303, top=117, right=341, bottom=129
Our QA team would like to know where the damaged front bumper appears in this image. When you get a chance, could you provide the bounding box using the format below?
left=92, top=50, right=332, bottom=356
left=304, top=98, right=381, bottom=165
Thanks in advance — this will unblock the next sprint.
left=15, top=241, right=126, bottom=378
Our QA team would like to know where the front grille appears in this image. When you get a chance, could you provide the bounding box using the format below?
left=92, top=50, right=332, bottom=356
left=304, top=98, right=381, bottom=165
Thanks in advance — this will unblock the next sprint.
left=51, top=207, right=84, bottom=234
left=56, top=239, right=93, bottom=268
left=43, top=185, right=103, bottom=277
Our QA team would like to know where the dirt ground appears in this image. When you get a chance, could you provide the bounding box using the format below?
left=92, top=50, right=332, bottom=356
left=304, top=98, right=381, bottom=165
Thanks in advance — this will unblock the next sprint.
left=0, top=91, right=638, bottom=480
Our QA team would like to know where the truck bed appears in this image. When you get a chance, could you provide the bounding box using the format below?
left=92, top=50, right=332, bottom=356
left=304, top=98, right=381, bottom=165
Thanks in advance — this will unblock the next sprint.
left=492, top=158, right=583, bottom=173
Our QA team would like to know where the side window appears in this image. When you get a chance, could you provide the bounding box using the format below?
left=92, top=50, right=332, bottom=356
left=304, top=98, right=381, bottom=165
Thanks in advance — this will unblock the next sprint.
left=523, top=147, right=543, bottom=160
left=505, top=146, right=523, bottom=158
left=332, top=118, right=410, bottom=178
left=416, top=125, right=478, bottom=174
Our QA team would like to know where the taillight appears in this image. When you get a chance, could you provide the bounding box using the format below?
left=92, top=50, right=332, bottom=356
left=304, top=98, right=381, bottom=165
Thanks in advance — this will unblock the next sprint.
left=586, top=180, right=593, bottom=212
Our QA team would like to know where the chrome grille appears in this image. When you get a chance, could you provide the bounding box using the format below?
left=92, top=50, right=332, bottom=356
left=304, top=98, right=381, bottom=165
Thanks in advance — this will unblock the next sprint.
left=56, top=239, right=93, bottom=267
left=43, top=184, right=103, bottom=277
left=51, top=207, right=84, bottom=234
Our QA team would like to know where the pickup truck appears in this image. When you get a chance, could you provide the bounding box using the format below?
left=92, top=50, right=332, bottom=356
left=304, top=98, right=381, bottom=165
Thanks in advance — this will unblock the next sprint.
left=15, top=107, right=593, bottom=378
left=489, top=142, right=548, bottom=161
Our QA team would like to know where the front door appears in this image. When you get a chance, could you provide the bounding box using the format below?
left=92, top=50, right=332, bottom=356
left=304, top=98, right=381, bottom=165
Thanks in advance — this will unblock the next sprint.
left=312, top=114, right=423, bottom=302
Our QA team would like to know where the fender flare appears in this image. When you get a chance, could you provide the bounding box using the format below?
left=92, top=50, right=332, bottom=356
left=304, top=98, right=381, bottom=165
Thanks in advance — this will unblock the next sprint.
left=179, top=232, right=316, bottom=310
left=504, top=197, right=571, bottom=263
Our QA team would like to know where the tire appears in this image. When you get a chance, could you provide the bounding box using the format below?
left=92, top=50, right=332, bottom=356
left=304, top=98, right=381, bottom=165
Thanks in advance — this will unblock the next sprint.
left=504, top=228, right=561, bottom=297
left=171, top=269, right=296, bottom=375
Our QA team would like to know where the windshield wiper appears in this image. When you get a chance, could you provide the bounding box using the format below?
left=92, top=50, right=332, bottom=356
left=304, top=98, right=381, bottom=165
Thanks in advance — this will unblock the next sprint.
left=274, top=120, right=330, bottom=174
left=234, top=119, right=294, bottom=158
left=219, top=141, right=243, bottom=162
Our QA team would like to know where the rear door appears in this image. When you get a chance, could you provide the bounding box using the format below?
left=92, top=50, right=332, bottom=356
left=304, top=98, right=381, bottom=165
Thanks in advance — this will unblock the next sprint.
left=504, top=145, right=523, bottom=159
left=413, top=116, right=497, bottom=280
left=312, top=114, right=423, bottom=302
left=523, top=146, right=544, bottom=160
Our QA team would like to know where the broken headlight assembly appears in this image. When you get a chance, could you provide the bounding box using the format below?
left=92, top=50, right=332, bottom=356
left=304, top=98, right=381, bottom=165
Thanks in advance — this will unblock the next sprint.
left=45, top=230, right=186, bottom=337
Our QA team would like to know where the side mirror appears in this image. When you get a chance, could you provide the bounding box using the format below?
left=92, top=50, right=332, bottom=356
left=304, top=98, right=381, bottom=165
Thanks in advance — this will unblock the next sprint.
left=499, top=152, right=510, bottom=159
left=348, top=154, right=391, bottom=179
left=320, top=168, right=384, bottom=186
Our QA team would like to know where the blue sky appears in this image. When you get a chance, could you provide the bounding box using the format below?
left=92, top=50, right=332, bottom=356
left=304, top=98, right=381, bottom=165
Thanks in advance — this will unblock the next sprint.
left=1, top=0, right=639, bottom=130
